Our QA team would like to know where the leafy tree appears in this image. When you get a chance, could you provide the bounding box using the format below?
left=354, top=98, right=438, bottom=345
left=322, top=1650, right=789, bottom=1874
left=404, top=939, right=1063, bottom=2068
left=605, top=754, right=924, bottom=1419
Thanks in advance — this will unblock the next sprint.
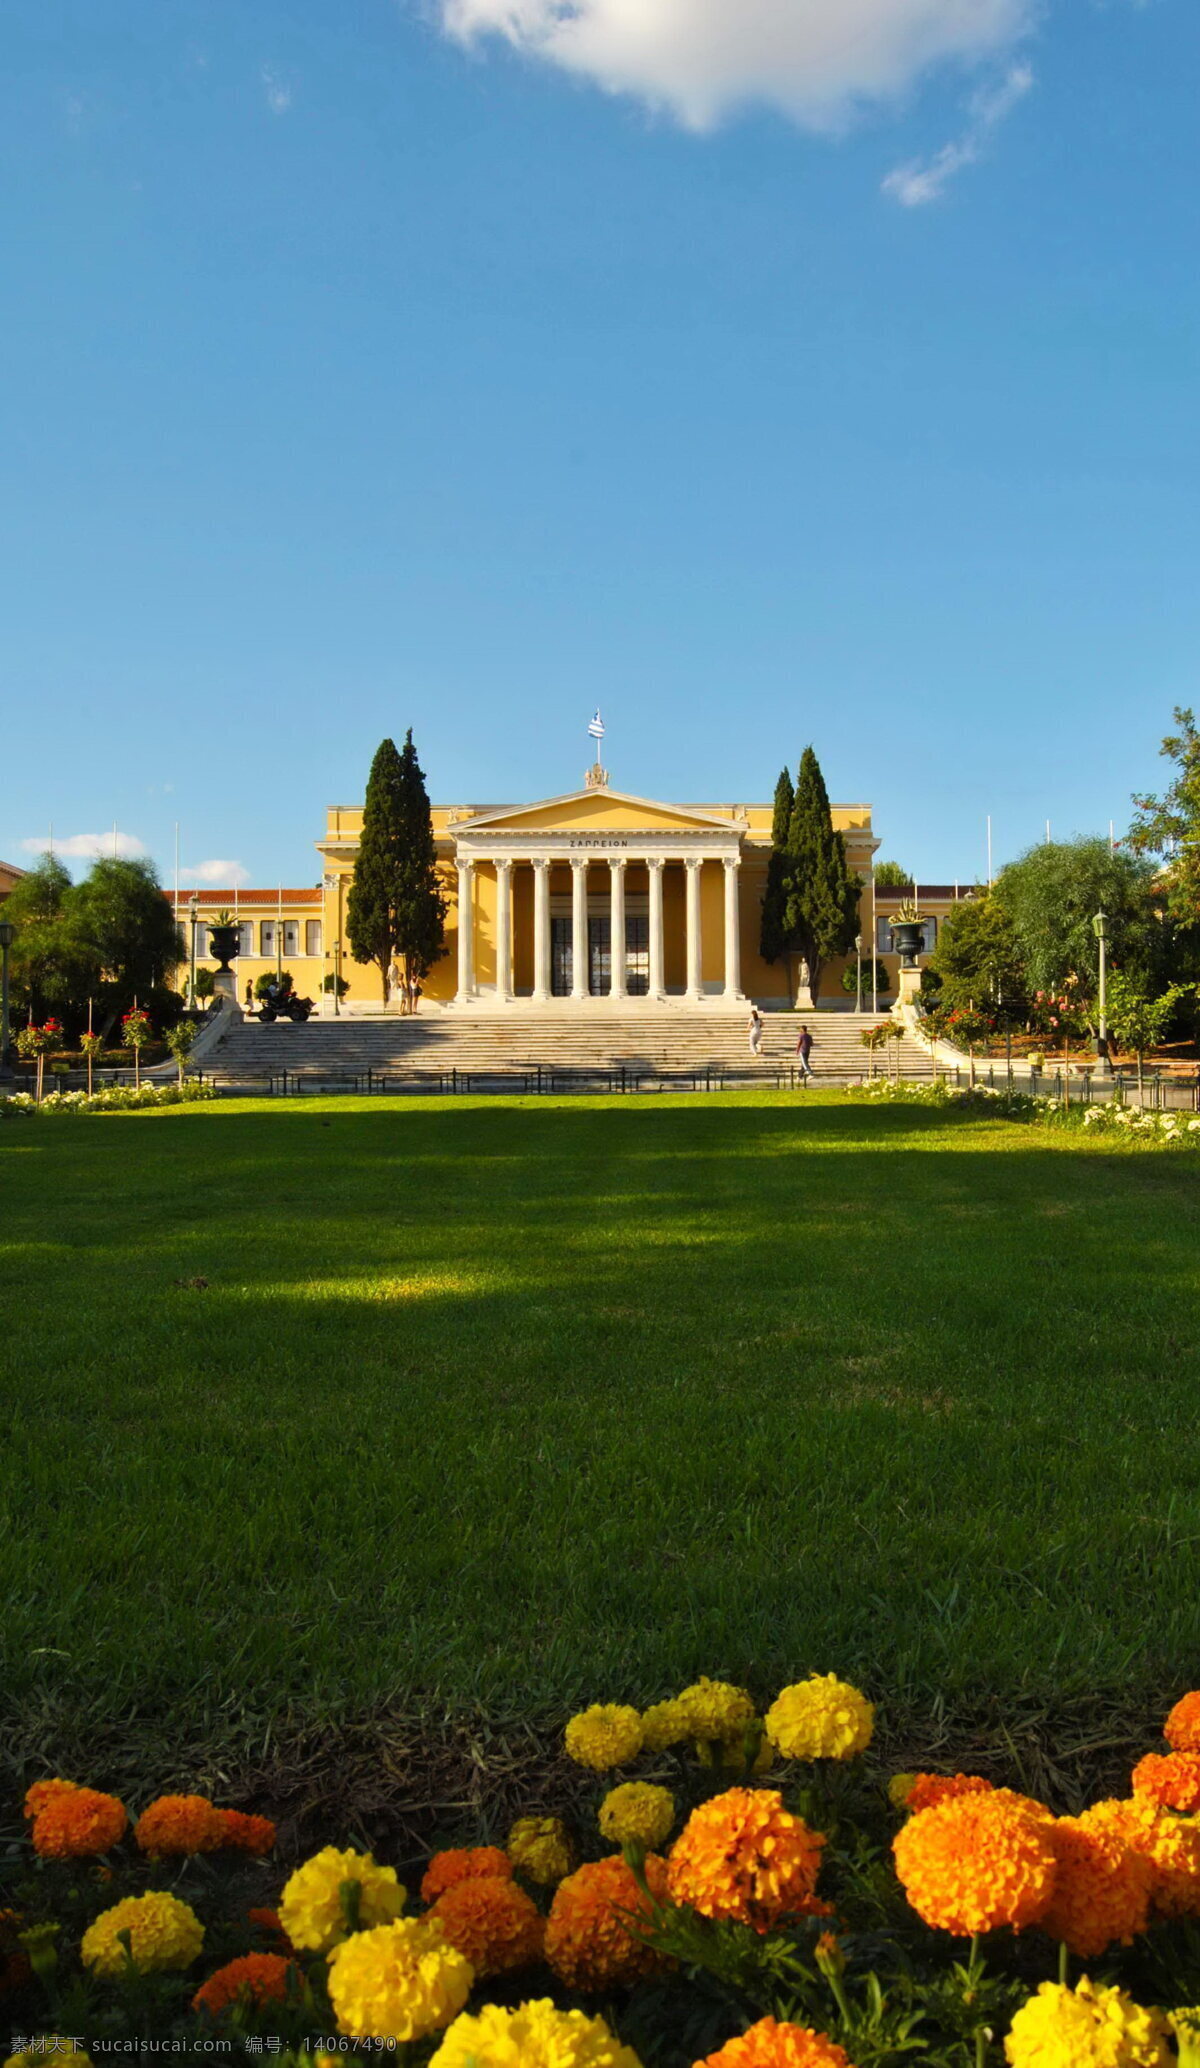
left=347, top=732, right=446, bottom=1003
left=1128, top=706, right=1200, bottom=929
left=72, top=857, right=183, bottom=1016
left=1106, top=971, right=1194, bottom=1092
left=873, top=859, right=911, bottom=889
left=781, top=747, right=861, bottom=1003
left=840, top=956, right=891, bottom=999
left=992, top=838, right=1161, bottom=997
left=3, top=853, right=100, bottom=1025
left=926, top=896, right=1023, bottom=1017
left=759, top=767, right=794, bottom=968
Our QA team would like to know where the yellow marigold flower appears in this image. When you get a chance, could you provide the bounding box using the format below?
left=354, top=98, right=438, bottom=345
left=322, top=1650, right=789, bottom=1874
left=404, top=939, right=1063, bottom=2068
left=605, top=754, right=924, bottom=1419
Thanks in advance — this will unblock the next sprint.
left=599, top=1782, right=676, bottom=1850
left=1042, top=1810, right=1154, bottom=1957
left=134, top=1794, right=225, bottom=1857
left=5, top=2044, right=92, bottom=2067
left=545, top=1853, right=671, bottom=1991
left=327, top=1916, right=472, bottom=2042
left=1085, top=1798, right=1200, bottom=1920
left=677, top=1677, right=756, bottom=1744
left=564, top=1704, right=644, bottom=1771
left=1004, top=1978, right=1171, bottom=2067
left=82, top=1891, right=204, bottom=1977
left=765, top=1676, right=874, bottom=1762
left=892, top=1793, right=1057, bottom=1938
left=667, top=1788, right=827, bottom=1934
left=430, top=1997, right=643, bottom=2067
left=697, top=2017, right=855, bottom=2066
left=640, top=1699, right=691, bottom=1753
left=1166, top=1693, right=1200, bottom=1754
left=279, top=1845, right=406, bottom=1955
left=1132, top=1752, right=1200, bottom=1813
left=507, top=1815, right=573, bottom=1887
left=427, top=1875, right=544, bottom=1977
left=420, top=1846, right=512, bottom=1903
left=1169, top=2009, right=1200, bottom=2068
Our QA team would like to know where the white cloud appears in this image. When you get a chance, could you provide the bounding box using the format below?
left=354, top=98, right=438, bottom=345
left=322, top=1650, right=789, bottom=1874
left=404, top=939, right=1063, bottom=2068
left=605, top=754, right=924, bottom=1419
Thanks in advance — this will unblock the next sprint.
left=179, top=859, right=250, bottom=888
left=261, top=65, right=294, bottom=114
left=437, top=0, right=1034, bottom=130
left=882, top=58, right=1032, bottom=202
left=20, top=831, right=147, bottom=861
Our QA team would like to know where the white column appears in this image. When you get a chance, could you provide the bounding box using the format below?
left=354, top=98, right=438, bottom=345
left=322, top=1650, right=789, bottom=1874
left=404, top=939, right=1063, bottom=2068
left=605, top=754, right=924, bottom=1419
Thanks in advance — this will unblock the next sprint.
left=647, top=859, right=665, bottom=1002
left=456, top=860, right=475, bottom=1003
left=609, top=858, right=627, bottom=1001
left=532, top=858, right=551, bottom=1003
left=723, top=857, right=742, bottom=1001
left=495, top=859, right=513, bottom=1003
left=570, top=858, right=588, bottom=1001
left=685, top=856, right=703, bottom=1003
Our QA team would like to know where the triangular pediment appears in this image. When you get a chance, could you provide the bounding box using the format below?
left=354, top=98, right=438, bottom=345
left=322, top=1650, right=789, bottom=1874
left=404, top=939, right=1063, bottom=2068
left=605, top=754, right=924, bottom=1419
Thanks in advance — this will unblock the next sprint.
left=454, top=788, right=741, bottom=835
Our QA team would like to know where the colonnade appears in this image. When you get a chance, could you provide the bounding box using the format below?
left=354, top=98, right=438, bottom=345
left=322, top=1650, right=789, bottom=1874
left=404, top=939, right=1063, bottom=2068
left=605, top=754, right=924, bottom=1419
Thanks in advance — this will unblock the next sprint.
left=454, top=853, right=743, bottom=1006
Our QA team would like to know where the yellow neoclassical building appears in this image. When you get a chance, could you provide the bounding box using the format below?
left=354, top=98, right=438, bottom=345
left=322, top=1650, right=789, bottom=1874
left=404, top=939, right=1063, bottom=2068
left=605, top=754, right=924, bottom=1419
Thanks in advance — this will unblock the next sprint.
left=180, top=766, right=968, bottom=1011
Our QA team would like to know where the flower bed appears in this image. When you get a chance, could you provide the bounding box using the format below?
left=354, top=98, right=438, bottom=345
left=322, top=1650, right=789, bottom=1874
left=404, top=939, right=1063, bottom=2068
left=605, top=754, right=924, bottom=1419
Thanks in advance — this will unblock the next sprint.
left=847, top=1079, right=1200, bottom=1143
left=0, top=1084, right=216, bottom=1120
left=9, top=1678, right=1200, bottom=2064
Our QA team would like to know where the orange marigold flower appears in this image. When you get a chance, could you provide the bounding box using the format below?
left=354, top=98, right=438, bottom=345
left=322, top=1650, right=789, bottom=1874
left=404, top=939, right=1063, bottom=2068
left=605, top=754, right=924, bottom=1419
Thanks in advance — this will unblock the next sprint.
left=32, top=1788, right=128, bottom=1859
left=428, top=1873, right=544, bottom=1977
left=1132, top=1753, right=1200, bottom=1813
left=545, top=1852, right=671, bottom=1992
left=217, top=1810, right=276, bottom=1855
left=420, top=1846, right=513, bottom=1904
left=902, top=1774, right=995, bottom=1817
left=247, top=1907, right=294, bottom=1953
left=1086, top=1798, right=1200, bottom=1920
left=1166, top=1692, right=1200, bottom=1754
left=1041, top=1810, right=1155, bottom=1957
left=668, top=1789, right=827, bottom=1935
left=192, top=1952, right=297, bottom=2017
left=23, top=1779, right=79, bottom=1822
left=893, top=1792, right=1057, bottom=1937
left=134, top=1795, right=225, bottom=1857
left=697, top=2016, right=855, bottom=2067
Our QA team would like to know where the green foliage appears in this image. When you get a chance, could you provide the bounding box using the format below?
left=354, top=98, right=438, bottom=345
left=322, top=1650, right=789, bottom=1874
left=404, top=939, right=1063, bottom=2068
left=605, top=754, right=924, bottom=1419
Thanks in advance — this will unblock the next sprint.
left=841, top=957, right=892, bottom=997
left=322, top=971, right=350, bottom=996
left=166, top=1020, right=197, bottom=1085
left=926, top=897, right=1024, bottom=1019
left=873, top=860, right=911, bottom=890
left=760, top=749, right=860, bottom=999
left=1129, top=705, right=1200, bottom=929
left=347, top=732, right=447, bottom=1004
left=1106, top=971, right=1194, bottom=1062
left=71, top=857, right=184, bottom=1015
left=993, top=837, right=1161, bottom=994
left=193, top=967, right=216, bottom=1002
left=2, top=854, right=101, bottom=1023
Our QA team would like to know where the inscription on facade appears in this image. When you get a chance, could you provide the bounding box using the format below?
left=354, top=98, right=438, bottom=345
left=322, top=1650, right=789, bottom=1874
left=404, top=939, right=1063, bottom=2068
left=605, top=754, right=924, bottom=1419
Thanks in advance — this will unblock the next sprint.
left=569, top=837, right=629, bottom=850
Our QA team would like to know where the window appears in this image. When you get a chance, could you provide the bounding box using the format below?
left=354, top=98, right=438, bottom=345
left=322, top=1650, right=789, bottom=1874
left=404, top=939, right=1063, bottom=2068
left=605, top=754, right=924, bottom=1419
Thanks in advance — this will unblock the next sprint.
left=194, top=924, right=209, bottom=959
left=305, top=920, right=322, bottom=958
left=260, top=921, right=277, bottom=958
left=237, top=922, right=254, bottom=958
left=283, top=920, right=300, bottom=956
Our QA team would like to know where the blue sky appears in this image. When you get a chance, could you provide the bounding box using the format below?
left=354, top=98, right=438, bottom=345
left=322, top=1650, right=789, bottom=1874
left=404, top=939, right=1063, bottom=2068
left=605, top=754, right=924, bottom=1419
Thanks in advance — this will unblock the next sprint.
left=0, top=0, right=1196, bottom=889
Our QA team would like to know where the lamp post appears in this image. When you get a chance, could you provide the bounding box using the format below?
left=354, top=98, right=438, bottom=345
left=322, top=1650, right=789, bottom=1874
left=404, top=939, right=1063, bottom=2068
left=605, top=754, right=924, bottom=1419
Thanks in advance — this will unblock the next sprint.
left=1093, top=909, right=1110, bottom=1075
left=0, top=919, right=14, bottom=1071
left=188, top=895, right=199, bottom=1012
left=333, top=938, right=341, bottom=1016
left=855, top=932, right=863, bottom=1014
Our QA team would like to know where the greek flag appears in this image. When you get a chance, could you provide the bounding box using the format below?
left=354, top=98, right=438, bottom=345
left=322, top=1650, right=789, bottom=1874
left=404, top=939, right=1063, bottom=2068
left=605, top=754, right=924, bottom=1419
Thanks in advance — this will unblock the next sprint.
left=587, top=709, right=605, bottom=742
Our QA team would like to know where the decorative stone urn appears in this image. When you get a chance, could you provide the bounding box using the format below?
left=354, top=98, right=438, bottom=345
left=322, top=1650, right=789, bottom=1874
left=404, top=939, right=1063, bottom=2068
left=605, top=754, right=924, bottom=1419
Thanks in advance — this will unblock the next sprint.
left=891, top=921, right=925, bottom=969
left=207, top=922, right=240, bottom=973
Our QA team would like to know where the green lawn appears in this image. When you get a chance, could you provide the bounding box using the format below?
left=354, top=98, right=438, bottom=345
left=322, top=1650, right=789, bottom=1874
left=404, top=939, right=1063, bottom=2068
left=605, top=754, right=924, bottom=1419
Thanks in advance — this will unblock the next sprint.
left=2, top=1092, right=1199, bottom=1755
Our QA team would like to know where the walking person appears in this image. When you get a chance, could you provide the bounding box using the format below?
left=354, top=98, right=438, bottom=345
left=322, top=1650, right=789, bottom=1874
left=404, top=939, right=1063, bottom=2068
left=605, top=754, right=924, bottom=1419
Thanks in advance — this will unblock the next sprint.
left=389, top=955, right=406, bottom=1012
left=796, top=1023, right=814, bottom=1083
left=748, top=1006, right=764, bottom=1058
left=409, top=972, right=423, bottom=1015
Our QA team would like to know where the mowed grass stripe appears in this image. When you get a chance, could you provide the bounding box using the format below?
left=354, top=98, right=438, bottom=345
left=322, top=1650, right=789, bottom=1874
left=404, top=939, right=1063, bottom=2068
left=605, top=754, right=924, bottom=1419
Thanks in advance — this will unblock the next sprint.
left=1, top=1092, right=1198, bottom=1734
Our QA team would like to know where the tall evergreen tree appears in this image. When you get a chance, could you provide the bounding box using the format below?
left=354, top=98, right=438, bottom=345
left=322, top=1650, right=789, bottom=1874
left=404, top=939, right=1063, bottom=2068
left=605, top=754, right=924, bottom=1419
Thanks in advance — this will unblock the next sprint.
left=782, top=747, right=861, bottom=1004
left=759, top=768, right=794, bottom=967
left=347, top=733, right=446, bottom=1003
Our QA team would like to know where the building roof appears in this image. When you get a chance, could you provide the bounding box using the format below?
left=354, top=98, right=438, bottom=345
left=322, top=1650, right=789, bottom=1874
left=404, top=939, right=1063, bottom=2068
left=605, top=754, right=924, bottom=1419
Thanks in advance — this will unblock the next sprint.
left=0, top=859, right=26, bottom=891
left=167, top=887, right=321, bottom=907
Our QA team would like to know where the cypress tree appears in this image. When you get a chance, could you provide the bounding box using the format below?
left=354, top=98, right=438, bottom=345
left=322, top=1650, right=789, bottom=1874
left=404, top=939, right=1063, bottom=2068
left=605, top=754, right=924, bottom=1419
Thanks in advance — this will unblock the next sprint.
left=347, top=733, right=446, bottom=1003
left=759, top=767, right=794, bottom=968
left=782, top=746, right=861, bottom=1004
